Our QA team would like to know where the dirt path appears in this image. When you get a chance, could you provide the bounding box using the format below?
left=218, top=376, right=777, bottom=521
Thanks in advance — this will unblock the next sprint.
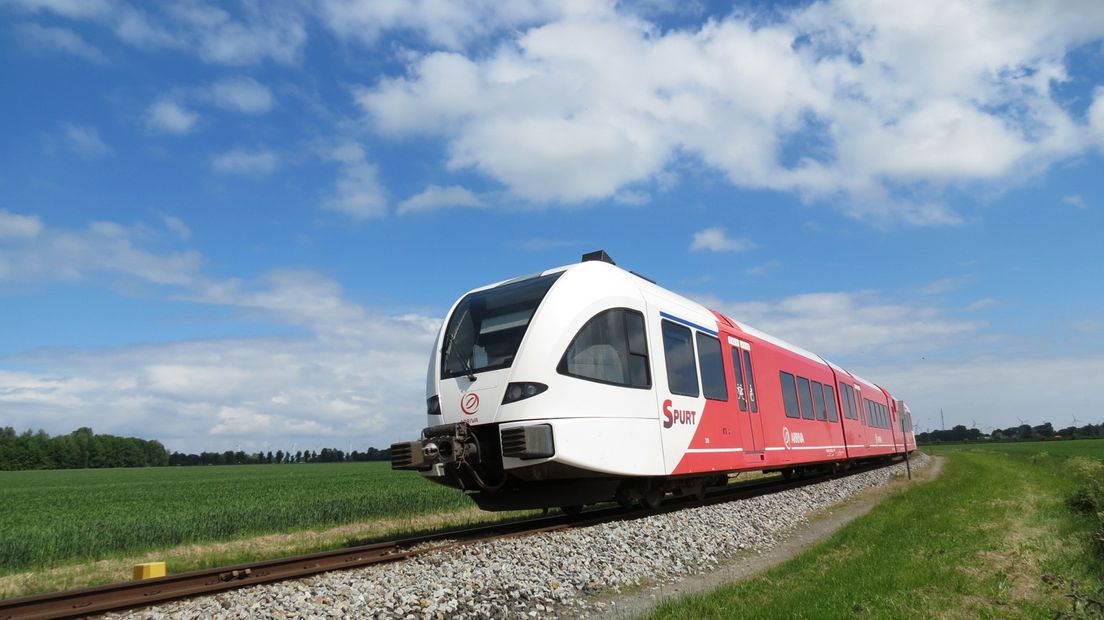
left=583, top=456, right=946, bottom=619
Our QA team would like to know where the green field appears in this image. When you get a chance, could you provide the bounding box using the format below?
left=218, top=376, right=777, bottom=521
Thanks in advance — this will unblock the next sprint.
left=651, top=440, right=1104, bottom=619
left=0, top=463, right=475, bottom=575
left=922, top=438, right=1104, bottom=459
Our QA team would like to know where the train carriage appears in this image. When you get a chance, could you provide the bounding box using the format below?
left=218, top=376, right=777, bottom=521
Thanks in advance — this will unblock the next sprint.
left=392, top=252, right=915, bottom=511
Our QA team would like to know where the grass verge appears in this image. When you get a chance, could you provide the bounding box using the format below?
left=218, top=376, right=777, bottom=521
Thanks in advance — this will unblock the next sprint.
left=649, top=448, right=1103, bottom=619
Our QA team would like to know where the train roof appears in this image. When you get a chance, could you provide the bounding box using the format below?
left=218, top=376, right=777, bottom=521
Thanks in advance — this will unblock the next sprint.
left=463, top=254, right=839, bottom=376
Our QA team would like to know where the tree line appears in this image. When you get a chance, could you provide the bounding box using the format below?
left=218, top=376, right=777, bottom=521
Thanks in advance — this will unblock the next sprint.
left=167, top=446, right=391, bottom=466
left=917, top=421, right=1103, bottom=444
left=0, top=427, right=168, bottom=471
left=0, top=426, right=392, bottom=471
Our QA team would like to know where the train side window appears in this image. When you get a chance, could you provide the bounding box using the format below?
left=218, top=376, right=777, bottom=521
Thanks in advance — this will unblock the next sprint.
left=559, top=308, right=651, bottom=389
left=797, top=376, right=815, bottom=420
left=839, top=384, right=852, bottom=419
left=865, top=400, right=875, bottom=427
left=626, top=312, right=650, bottom=388
left=696, top=332, right=728, bottom=401
left=662, top=320, right=699, bottom=397
left=846, top=385, right=856, bottom=419
left=731, top=348, right=747, bottom=411
left=780, top=371, right=800, bottom=418
left=811, top=380, right=827, bottom=421
left=742, top=349, right=759, bottom=412
left=824, top=384, right=839, bottom=422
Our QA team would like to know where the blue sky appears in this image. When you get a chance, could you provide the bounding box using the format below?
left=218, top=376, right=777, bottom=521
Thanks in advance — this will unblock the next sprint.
left=2, top=0, right=1103, bottom=453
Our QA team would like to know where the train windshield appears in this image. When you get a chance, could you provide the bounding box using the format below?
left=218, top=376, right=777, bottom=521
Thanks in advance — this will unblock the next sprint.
left=441, top=272, right=562, bottom=379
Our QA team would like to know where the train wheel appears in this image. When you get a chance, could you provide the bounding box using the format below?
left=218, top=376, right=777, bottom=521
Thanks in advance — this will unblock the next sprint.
left=694, top=484, right=707, bottom=502
left=561, top=505, right=583, bottom=516
left=642, top=487, right=663, bottom=510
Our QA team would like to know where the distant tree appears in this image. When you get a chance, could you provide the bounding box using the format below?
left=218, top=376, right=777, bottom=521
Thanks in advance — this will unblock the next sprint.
left=276, top=450, right=284, bottom=464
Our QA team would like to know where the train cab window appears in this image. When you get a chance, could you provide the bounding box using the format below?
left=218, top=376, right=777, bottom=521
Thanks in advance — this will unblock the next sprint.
left=731, top=348, right=747, bottom=411
left=743, top=349, right=759, bottom=412
left=811, top=380, right=827, bottom=421
left=797, top=376, right=815, bottom=420
left=780, top=371, right=800, bottom=418
left=662, top=320, right=699, bottom=397
left=823, top=384, right=839, bottom=422
left=559, top=308, right=651, bottom=388
left=696, top=333, right=728, bottom=401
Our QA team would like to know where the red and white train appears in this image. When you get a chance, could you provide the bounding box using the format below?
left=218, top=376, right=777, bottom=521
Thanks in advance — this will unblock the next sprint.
left=392, top=252, right=915, bottom=511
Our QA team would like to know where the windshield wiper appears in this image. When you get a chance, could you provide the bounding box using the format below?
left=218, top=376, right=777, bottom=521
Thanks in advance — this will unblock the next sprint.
left=442, top=307, right=477, bottom=382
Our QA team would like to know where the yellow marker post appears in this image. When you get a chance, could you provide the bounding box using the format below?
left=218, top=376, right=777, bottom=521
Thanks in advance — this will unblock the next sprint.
left=133, top=562, right=166, bottom=580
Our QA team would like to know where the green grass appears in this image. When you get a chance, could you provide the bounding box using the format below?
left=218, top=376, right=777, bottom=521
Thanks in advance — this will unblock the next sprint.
left=0, top=463, right=475, bottom=574
left=650, top=443, right=1104, bottom=619
left=924, top=437, right=1104, bottom=460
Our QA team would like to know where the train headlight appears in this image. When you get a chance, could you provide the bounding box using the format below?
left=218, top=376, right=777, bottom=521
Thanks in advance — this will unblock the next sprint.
left=502, top=382, right=548, bottom=404
left=427, top=395, right=441, bottom=416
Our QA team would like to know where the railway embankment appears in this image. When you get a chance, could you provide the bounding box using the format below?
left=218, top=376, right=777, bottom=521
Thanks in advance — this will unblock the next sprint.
left=101, top=457, right=927, bottom=620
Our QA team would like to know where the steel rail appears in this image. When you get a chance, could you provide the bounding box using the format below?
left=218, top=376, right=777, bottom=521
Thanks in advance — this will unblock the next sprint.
left=0, top=458, right=902, bottom=620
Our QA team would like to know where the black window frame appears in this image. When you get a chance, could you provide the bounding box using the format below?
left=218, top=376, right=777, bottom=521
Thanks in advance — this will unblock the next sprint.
left=780, top=371, right=800, bottom=419
left=797, top=376, right=815, bottom=421
left=661, top=320, right=700, bottom=397
left=811, top=380, right=827, bottom=421
left=731, top=347, right=748, bottom=412
left=557, top=307, right=651, bottom=389
left=696, top=332, right=728, bottom=401
left=742, top=349, right=759, bottom=412
left=823, top=384, right=839, bottom=422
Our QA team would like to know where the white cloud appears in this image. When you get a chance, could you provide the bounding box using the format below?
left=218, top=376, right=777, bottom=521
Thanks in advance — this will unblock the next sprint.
left=316, top=0, right=577, bottom=50
left=1090, top=87, right=1104, bottom=145
left=160, top=214, right=191, bottom=240
left=211, top=148, right=279, bottom=176
left=396, top=184, right=483, bottom=215
left=0, top=210, right=43, bottom=238
left=3, top=0, right=114, bottom=19
left=698, top=290, right=985, bottom=361
left=689, top=227, right=754, bottom=252
left=916, top=276, right=971, bottom=296
left=208, top=76, right=273, bottom=114
left=62, top=124, right=111, bottom=156
left=1068, top=319, right=1104, bottom=333
left=354, top=1, right=1104, bottom=224
left=964, top=298, right=998, bottom=312
left=146, top=99, right=198, bottom=135
left=0, top=211, right=438, bottom=451
left=322, top=142, right=387, bottom=219
left=875, top=356, right=1104, bottom=432
left=0, top=215, right=200, bottom=285
left=1063, top=194, right=1088, bottom=209
left=16, top=22, right=107, bottom=63
left=0, top=325, right=434, bottom=452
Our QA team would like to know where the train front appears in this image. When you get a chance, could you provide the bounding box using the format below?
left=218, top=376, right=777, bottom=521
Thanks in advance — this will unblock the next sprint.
left=389, top=268, right=574, bottom=508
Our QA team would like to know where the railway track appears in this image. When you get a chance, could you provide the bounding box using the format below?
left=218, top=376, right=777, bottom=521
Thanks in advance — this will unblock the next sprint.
left=0, top=459, right=900, bottom=620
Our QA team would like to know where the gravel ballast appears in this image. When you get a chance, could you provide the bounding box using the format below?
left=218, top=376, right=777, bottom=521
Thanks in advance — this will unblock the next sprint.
left=108, top=455, right=928, bottom=620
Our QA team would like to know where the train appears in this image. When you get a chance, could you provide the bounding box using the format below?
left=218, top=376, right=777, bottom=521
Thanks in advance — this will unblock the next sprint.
left=391, top=251, right=915, bottom=511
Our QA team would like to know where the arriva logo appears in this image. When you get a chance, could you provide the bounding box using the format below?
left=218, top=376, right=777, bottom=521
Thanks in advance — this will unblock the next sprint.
left=460, top=393, right=480, bottom=415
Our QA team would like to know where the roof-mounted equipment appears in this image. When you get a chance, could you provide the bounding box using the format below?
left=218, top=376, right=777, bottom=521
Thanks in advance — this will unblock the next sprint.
left=581, top=250, right=615, bottom=265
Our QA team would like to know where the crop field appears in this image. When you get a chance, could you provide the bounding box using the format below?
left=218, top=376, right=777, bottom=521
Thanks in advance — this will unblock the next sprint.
left=652, top=441, right=1104, bottom=619
left=0, top=463, right=475, bottom=576
left=922, top=437, right=1104, bottom=460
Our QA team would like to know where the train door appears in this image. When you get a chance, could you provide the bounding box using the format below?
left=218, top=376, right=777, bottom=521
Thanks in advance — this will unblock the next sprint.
left=728, top=337, right=764, bottom=457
